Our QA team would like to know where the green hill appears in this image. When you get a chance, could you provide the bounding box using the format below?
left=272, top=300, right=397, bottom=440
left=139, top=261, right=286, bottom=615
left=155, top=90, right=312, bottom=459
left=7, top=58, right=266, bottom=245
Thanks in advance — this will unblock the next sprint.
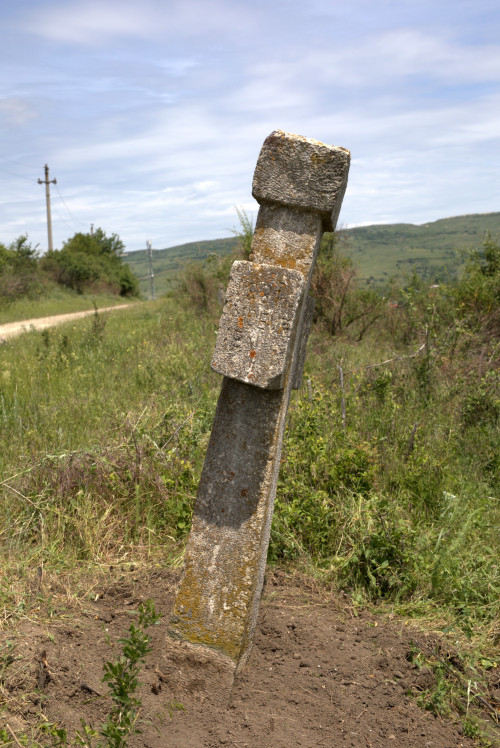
left=124, top=212, right=500, bottom=296
left=346, top=211, right=500, bottom=285
left=125, top=237, right=238, bottom=297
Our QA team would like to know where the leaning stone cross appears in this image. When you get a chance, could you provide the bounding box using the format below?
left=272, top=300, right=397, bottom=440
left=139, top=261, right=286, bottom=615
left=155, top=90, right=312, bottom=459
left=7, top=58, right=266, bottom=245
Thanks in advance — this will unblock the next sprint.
left=169, top=130, right=350, bottom=672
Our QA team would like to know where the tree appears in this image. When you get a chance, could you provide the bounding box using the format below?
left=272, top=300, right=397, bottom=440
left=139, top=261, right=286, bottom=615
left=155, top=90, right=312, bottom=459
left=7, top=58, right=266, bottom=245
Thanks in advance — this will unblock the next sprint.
left=41, top=228, right=138, bottom=296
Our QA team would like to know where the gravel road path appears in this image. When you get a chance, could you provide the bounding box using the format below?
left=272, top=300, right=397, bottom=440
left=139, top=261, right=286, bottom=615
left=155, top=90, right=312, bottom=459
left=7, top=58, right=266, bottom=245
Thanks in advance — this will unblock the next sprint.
left=0, top=304, right=132, bottom=341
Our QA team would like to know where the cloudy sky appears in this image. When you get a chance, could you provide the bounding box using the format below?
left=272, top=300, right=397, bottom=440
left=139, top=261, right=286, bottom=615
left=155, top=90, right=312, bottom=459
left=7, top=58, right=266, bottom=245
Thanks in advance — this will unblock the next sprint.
left=1, top=0, right=499, bottom=253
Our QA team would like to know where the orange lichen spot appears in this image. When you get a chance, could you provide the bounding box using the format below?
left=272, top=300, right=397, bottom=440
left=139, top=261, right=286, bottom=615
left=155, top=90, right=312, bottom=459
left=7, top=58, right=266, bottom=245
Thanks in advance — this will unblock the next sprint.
left=238, top=316, right=244, bottom=329
left=249, top=350, right=256, bottom=359
left=259, top=291, right=265, bottom=297
left=240, top=489, right=248, bottom=497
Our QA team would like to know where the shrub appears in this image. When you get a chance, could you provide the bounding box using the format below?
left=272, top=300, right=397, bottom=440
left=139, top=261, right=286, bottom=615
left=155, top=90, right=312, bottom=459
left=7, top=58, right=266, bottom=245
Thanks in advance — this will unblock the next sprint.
left=41, top=229, right=139, bottom=297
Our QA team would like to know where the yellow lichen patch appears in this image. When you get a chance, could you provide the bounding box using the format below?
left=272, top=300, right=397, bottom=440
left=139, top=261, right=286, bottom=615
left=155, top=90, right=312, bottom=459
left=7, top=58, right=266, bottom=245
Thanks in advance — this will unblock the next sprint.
left=170, top=568, right=243, bottom=661
left=310, top=151, right=329, bottom=168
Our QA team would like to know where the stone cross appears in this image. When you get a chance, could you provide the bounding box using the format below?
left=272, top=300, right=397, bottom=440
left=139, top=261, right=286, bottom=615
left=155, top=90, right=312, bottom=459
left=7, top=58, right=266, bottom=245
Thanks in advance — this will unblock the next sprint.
left=169, top=130, right=350, bottom=673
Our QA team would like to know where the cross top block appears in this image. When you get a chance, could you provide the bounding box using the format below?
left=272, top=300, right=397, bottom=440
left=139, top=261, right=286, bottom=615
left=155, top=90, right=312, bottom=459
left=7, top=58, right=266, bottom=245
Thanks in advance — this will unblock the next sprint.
left=252, top=130, right=351, bottom=232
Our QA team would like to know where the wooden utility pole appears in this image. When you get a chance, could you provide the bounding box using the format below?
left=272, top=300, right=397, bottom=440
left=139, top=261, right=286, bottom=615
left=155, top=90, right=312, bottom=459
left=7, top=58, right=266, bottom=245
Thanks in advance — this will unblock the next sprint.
left=146, top=240, right=156, bottom=300
left=38, top=164, right=56, bottom=251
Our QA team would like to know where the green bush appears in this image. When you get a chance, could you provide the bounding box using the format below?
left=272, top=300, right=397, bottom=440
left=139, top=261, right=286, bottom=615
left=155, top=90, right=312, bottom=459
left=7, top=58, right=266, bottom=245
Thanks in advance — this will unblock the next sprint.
left=41, top=228, right=139, bottom=296
left=0, top=235, right=42, bottom=302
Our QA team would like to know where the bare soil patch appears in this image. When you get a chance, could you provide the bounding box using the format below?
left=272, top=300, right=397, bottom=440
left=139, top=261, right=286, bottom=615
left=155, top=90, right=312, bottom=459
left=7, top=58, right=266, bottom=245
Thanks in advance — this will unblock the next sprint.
left=0, top=569, right=487, bottom=747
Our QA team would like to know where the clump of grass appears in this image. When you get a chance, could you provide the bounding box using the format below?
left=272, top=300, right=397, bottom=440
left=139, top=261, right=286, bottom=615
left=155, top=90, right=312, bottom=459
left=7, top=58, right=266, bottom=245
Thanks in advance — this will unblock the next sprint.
left=271, top=367, right=499, bottom=634
left=0, top=298, right=220, bottom=593
left=407, top=640, right=499, bottom=745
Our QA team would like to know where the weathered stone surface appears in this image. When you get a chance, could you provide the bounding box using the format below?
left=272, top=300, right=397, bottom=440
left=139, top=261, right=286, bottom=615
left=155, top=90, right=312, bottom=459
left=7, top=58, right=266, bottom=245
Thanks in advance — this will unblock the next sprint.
left=169, top=377, right=283, bottom=665
left=169, top=131, right=350, bottom=673
left=252, top=129, right=351, bottom=231
left=211, top=261, right=306, bottom=389
left=250, top=204, right=322, bottom=277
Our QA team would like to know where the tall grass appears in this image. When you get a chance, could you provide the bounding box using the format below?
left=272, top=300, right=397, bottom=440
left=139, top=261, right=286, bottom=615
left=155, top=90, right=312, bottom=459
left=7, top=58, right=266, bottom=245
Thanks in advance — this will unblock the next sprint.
left=0, top=270, right=498, bottom=643
left=0, top=301, right=219, bottom=569
left=0, top=287, right=135, bottom=324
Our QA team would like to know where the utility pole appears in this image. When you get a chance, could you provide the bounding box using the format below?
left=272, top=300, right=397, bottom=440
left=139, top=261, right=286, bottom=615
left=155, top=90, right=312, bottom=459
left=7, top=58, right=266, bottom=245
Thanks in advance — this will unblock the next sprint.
left=146, top=240, right=156, bottom=300
left=38, top=164, right=57, bottom=251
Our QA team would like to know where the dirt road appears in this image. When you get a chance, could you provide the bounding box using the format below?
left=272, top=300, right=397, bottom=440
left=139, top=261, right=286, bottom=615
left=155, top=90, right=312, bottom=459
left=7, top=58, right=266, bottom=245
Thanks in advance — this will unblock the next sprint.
left=0, top=304, right=132, bottom=342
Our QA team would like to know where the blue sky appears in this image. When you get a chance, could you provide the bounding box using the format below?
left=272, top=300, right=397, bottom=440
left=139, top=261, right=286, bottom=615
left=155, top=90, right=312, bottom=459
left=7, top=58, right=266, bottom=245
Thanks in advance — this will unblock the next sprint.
left=1, top=0, right=499, bottom=253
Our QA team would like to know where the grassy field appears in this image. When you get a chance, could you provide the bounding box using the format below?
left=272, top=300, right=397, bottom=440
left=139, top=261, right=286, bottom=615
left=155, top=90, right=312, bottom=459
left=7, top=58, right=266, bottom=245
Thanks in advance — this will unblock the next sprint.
left=123, top=212, right=500, bottom=296
left=347, top=211, right=500, bottom=284
left=0, top=288, right=137, bottom=325
left=0, top=235, right=498, bottom=744
left=0, top=292, right=497, bottom=623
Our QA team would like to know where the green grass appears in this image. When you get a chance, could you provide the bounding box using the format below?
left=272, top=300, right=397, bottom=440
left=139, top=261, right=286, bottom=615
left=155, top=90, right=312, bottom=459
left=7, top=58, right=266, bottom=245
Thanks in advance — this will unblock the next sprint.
left=0, top=260, right=498, bottom=748
left=0, top=273, right=498, bottom=746
left=0, top=299, right=219, bottom=569
left=1, top=229, right=498, bottom=746
left=0, top=287, right=137, bottom=325
left=0, top=293, right=497, bottom=636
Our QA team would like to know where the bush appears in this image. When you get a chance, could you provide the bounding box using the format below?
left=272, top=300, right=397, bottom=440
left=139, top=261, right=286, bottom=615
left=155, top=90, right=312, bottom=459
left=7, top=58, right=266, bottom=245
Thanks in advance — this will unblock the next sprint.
left=0, top=235, right=42, bottom=302
left=41, top=228, right=139, bottom=296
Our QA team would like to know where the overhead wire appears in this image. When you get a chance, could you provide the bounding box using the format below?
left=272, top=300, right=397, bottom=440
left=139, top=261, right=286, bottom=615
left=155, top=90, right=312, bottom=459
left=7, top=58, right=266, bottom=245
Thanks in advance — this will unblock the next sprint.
left=0, top=154, right=40, bottom=170
left=0, top=164, right=34, bottom=181
left=54, top=182, right=84, bottom=231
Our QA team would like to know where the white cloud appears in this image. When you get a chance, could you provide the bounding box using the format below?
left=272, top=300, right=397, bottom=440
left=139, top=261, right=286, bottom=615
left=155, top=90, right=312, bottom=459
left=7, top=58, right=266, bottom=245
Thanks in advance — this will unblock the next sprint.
left=1, top=0, right=499, bottom=253
left=21, top=0, right=258, bottom=44
left=0, top=99, right=37, bottom=127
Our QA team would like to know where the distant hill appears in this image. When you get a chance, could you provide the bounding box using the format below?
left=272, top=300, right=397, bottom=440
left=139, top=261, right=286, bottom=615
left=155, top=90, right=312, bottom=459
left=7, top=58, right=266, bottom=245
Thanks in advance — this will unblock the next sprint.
left=345, top=212, right=500, bottom=286
left=124, top=212, right=500, bottom=296
left=124, top=237, right=238, bottom=297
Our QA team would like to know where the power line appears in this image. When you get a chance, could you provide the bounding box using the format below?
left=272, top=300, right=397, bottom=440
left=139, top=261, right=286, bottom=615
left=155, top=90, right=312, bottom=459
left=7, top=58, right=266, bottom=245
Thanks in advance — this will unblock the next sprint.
left=0, top=164, right=34, bottom=181
left=0, top=154, right=39, bottom=169
left=54, top=182, right=83, bottom=230
left=50, top=200, right=78, bottom=235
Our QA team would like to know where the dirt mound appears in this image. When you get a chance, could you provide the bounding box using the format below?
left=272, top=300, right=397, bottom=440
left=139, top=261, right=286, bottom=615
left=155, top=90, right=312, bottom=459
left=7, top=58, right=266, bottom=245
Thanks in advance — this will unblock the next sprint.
left=0, top=569, right=481, bottom=746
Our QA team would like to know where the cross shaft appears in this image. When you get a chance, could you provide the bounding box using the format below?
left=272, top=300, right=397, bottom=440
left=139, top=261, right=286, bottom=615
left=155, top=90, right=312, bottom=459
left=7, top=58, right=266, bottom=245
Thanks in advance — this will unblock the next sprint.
left=169, top=130, right=350, bottom=672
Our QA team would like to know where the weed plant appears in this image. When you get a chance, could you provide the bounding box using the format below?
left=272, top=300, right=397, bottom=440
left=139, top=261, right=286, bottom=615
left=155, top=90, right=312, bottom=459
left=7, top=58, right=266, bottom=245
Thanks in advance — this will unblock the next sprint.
left=0, top=601, right=162, bottom=747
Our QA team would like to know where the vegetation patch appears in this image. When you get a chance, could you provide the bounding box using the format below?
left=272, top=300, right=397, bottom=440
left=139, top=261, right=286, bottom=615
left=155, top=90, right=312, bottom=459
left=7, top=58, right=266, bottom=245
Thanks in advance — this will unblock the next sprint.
left=0, top=218, right=498, bottom=745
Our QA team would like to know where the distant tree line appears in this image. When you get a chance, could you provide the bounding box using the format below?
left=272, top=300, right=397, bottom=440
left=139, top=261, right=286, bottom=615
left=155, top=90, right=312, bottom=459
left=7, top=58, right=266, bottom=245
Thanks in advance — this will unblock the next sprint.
left=0, top=228, right=139, bottom=303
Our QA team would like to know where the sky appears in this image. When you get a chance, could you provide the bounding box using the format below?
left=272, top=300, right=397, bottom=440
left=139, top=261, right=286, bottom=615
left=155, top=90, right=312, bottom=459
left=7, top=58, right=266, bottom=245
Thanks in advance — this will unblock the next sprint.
left=1, top=0, right=499, bottom=253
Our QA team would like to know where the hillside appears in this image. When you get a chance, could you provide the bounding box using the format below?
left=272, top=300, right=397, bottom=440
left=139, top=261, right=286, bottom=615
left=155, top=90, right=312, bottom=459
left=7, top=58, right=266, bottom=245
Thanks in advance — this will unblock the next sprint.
left=346, top=211, right=500, bottom=284
left=123, top=212, right=500, bottom=296
left=125, top=237, right=238, bottom=296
